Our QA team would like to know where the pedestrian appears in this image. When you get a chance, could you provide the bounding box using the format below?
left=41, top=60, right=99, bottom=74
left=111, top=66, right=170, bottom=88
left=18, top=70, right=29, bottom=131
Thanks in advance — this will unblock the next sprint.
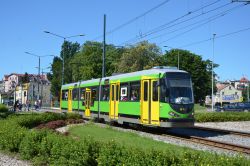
left=26, top=100, right=30, bottom=111
left=14, top=100, right=18, bottom=112
left=38, top=99, right=41, bottom=109
left=34, top=100, right=38, bottom=111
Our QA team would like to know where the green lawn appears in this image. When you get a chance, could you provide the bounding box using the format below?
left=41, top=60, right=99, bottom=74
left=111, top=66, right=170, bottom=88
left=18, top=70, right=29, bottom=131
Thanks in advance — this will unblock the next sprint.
left=69, top=123, right=186, bottom=152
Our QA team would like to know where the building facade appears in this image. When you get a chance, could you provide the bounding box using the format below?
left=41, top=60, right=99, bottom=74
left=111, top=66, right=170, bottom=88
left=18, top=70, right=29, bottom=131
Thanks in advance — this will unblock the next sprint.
left=215, top=83, right=242, bottom=104
left=14, top=79, right=51, bottom=106
left=1, top=73, right=51, bottom=107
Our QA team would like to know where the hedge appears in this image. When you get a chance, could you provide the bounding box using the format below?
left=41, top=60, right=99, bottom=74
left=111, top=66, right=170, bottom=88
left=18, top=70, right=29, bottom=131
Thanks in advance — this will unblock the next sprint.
left=195, top=112, right=250, bottom=122
left=0, top=113, right=249, bottom=165
left=0, top=104, right=8, bottom=113
left=18, top=131, right=250, bottom=166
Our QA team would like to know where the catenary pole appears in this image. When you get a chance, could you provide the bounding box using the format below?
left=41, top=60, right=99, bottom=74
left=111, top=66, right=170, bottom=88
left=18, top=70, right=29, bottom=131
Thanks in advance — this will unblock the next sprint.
left=98, top=14, right=106, bottom=121
left=212, top=34, right=216, bottom=111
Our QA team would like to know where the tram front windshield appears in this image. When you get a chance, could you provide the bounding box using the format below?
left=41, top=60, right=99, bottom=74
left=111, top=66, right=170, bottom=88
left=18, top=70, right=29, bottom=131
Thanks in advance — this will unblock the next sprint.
left=165, top=72, right=193, bottom=104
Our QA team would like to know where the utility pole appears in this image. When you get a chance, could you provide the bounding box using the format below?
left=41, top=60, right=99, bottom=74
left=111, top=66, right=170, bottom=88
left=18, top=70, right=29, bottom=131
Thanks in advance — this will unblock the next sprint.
left=41, top=69, right=44, bottom=108
left=98, top=14, right=106, bottom=121
left=102, top=14, right=106, bottom=78
left=38, top=57, right=40, bottom=101
left=177, top=51, right=180, bottom=70
left=248, top=79, right=249, bottom=102
left=212, top=34, right=216, bottom=112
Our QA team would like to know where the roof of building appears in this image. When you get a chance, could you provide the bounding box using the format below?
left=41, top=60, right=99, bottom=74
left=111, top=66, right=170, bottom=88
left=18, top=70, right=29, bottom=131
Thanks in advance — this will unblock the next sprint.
left=216, top=83, right=228, bottom=91
left=240, top=77, right=249, bottom=83
left=3, top=73, right=47, bottom=81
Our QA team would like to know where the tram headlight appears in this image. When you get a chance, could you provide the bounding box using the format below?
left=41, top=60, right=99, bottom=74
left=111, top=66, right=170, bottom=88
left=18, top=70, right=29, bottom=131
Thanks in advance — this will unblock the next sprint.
left=168, top=111, right=180, bottom=117
left=188, top=112, right=194, bottom=118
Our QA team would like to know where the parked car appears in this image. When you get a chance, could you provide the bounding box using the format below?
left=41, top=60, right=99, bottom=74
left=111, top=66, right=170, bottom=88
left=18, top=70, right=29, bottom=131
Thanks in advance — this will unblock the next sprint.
left=215, top=102, right=250, bottom=112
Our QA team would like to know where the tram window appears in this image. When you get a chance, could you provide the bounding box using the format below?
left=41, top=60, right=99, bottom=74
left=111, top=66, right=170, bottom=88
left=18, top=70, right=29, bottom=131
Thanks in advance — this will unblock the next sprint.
left=116, top=85, right=119, bottom=101
left=80, top=88, right=85, bottom=105
left=72, top=88, right=78, bottom=100
left=120, top=83, right=128, bottom=101
left=62, top=90, right=68, bottom=101
left=160, top=79, right=168, bottom=103
left=152, top=81, right=158, bottom=101
left=102, top=85, right=109, bottom=101
left=91, top=87, right=97, bottom=106
left=144, top=82, right=148, bottom=101
left=91, top=87, right=98, bottom=101
left=130, top=82, right=140, bottom=101
left=111, top=85, right=115, bottom=101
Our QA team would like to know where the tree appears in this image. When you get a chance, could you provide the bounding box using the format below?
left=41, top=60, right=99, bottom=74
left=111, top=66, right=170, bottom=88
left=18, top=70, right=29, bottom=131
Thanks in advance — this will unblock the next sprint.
left=48, top=41, right=80, bottom=99
left=162, top=49, right=219, bottom=102
left=49, top=57, right=62, bottom=99
left=70, top=41, right=126, bottom=81
left=242, top=84, right=250, bottom=102
left=60, top=40, right=80, bottom=84
left=116, top=41, right=161, bottom=73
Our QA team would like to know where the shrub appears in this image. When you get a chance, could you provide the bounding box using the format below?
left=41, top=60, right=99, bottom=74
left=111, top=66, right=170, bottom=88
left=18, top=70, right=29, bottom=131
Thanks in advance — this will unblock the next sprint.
left=195, top=112, right=250, bottom=122
left=0, top=120, right=27, bottom=152
left=39, top=133, right=89, bottom=165
left=65, top=113, right=82, bottom=120
left=0, top=112, right=250, bottom=165
left=0, top=104, right=8, bottom=113
left=36, top=120, right=66, bottom=130
left=19, top=130, right=48, bottom=160
left=66, top=118, right=84, bottom=124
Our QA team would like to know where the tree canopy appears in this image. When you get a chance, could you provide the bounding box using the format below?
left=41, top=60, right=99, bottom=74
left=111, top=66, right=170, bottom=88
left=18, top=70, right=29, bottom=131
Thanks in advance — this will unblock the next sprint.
left=48, top=40, right=219, bottom=103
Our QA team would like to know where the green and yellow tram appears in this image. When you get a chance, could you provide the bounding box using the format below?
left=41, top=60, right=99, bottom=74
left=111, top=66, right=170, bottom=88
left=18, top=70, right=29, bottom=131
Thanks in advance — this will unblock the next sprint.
left=60, top=66, right=194, bottom=127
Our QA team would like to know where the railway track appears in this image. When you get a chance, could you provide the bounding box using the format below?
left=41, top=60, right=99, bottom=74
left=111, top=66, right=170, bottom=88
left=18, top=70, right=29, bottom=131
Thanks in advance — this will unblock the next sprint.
left=163, top=131, right=250, bottom=155
left=193, top=126, right=250, bottom=138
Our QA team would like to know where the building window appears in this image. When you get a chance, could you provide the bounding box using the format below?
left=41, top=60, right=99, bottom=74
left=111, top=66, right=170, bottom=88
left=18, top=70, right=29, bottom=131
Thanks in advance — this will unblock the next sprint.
left=235, top=92, right=237, bottom=95
left=229, top=86, right=231, bottom=90
left=222, top=92, right=224, bottom=95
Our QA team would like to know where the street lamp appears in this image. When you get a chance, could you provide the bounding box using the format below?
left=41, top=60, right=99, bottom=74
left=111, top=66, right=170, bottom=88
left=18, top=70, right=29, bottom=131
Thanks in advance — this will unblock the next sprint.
left=25, top=52, right=54, bottom=101
left=164, top=46, right=180, bottom=69
left=44, top=31, right=84, bottom=85
left=212, top=34, right=216, bottom=112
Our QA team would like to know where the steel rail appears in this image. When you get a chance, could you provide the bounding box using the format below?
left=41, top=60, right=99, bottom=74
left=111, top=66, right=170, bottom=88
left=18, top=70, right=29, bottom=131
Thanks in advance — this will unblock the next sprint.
left=193, top=126, right=250, bottom=138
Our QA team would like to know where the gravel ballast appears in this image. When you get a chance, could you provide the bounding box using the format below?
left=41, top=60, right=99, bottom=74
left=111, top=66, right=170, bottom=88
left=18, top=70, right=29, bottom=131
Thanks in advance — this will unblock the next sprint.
left=0, top=153, right=30, bottom=166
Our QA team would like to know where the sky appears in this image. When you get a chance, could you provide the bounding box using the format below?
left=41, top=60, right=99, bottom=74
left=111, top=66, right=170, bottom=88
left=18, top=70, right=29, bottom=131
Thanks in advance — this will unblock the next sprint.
left=0, top=0, right=250, bottom=81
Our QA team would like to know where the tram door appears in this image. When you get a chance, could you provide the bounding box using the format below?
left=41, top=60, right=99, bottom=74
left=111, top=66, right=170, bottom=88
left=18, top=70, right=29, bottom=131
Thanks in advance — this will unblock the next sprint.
left=68, top=88, right=73, bottom=112
left=110, top=82, right=120, bottom=119
left=141, top=78, right=160, bottom=125
left=84, top=88, right=91, bottom=117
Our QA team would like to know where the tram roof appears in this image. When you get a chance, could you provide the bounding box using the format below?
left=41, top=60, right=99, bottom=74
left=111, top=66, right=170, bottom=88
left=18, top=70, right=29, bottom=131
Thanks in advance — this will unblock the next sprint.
left=62, top=67, right=187, bottom=89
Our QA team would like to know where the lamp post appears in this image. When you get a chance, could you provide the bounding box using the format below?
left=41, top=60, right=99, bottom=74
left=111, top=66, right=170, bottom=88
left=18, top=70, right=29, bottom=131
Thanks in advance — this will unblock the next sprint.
left=25, top=52, right=54, bottom=101
left=163, top=46, right=180, bottom=69
left=44, top=31, right=84, bottom=85
left=212, top=34, right=216, bottom=112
